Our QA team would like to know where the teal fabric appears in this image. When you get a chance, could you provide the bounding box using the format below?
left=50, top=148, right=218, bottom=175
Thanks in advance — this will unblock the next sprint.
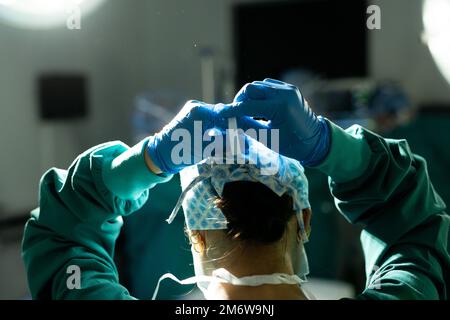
left=304, top=167, right=364, bottom=284
left=22, top=141, right=171, bottom=299
left=315, top=121, right=449, bottom=299
left=22, top=122, right=449, bottom=299
left=122, top=175, right=196, bottom=299
left=387, top=113, right=450, bottom=211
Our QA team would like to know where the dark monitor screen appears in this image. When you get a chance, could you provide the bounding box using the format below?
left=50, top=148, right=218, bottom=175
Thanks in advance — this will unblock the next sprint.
left=233, top=0, right=368, bottom=87
left=37, top=74, right=88, bottom=120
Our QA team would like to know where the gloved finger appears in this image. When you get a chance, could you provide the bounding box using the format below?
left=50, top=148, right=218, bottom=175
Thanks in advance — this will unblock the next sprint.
left=187, top=99, right=209, bottom=105
left=216, top=116, right=273, bottom=151
left=234, top=83, right=268, bottom=102
left=263, top=78, right=287, bottom=86
left=235, top=116, right=270, bottom=132
left=234, top=80, right=295, bottom=103
left=264, top=78, right=298, bottom=89
left=175, top=100, right=211, bottom=120
left=217, top=100, right=276, bottom=120
left=178, top=104, right=222, bottom=134
left=203, top=104, right=265, bottom=132
left=236, top=117, right=277, bottom=146
left=252, top=80, right=281, bottom=88
left=233, top=84, right=247, bottom=102
left=252, top=80, right=294, bottom=94
left=255, top=80, right=298, bottom=93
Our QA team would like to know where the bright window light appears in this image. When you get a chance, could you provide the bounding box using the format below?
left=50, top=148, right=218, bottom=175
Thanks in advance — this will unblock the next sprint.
left=423, top=0, right=450, bottom=86
left=0, top=0, right=106, bottom=29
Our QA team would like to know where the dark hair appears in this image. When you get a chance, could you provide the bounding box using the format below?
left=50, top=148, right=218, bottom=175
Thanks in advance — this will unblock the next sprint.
left=215, top=181, right=294, bottom=244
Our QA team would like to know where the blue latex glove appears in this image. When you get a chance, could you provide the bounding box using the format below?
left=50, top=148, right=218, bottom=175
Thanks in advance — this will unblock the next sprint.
left=147, top=100, right=227, bottom=174
left=218, top=79, right=331, bottom=166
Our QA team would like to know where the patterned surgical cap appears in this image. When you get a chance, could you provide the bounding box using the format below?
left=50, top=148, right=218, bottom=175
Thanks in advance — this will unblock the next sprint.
left=166, top=136, right=311, bottom=242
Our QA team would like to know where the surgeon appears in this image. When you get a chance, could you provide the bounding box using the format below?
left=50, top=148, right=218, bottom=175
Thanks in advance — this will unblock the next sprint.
left=150, top=134, right=313, bottom=300
left=22, top=79, right=449, bottom=299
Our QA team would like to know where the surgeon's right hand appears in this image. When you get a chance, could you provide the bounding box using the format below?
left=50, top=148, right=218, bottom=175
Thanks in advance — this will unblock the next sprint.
left=146, top=100, right=226, bottom=174
left=218, top=79, right=331, bottom=166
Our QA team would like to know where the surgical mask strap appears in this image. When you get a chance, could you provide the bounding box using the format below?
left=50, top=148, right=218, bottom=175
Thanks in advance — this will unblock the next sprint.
left=296, top=213, right=309, bottom=243
left=151, top=272, right=226, bottom=300
left=151, top=268, right=306, bottom=300
left=212, top=268, right=306, bottom=286
left=166, top=174, right=210, bottom=224
left=171, top=174, right=310, bottom=238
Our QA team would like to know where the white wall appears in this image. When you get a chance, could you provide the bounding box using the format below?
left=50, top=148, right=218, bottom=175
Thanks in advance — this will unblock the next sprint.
left=0, top=0, right=149, bottom=216
left=0, top=0, right=265, bottom=216
left=0, top=0, right=152, bottom=299
left=370, top=0, right=450, bottom=105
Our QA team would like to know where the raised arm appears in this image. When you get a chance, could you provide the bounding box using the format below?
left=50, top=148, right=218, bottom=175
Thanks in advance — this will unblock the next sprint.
left=221, top=79, right=449, bottom=299
left=22, top=100, right=226, bottom=299
left=22, top=139, right=172, bottom=299
left=315, top=121, right=449, bottom=299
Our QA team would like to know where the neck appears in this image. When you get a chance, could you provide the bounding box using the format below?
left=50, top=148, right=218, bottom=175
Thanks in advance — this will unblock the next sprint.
left=219, top=241, right=295, bottom=275
left=207, top=281, right=308, bottom=300
left=204, top=244, right=308, bottom=300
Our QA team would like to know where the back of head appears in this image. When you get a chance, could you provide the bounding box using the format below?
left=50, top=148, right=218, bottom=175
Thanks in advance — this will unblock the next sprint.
left=176, top=149, right=311, bottom=287
left=215, top=181, right=294, bottom=244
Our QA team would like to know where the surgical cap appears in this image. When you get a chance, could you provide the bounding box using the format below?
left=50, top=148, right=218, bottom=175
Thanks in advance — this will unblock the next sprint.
left=166, top=136, right=311, bottom=241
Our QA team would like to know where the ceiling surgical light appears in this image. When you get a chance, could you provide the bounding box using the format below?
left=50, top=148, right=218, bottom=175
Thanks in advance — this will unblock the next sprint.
left=423, top=0, right=450, bottom=86
left=0, top=0, right=106, bottom=29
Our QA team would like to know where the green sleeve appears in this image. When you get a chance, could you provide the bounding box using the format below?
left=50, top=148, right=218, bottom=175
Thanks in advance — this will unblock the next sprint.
left=315, top=120, right=449, bottom=300
left=22, top=139, right=173, bottom=300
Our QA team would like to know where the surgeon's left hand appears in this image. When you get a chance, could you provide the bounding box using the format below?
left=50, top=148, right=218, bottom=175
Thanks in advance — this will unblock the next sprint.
left=217, top=79, right=331, bottom=166
left=146, top=100, right=227, bottom=174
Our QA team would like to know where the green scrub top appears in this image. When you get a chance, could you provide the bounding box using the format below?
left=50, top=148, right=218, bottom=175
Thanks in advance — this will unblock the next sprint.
left=22, top=121, right=449, bottom=299
left=121, top=175, right=196, bottom=299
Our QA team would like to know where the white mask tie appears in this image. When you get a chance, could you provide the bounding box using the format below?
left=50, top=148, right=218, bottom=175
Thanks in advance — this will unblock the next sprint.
left=151, top=268, right=306, bottom=300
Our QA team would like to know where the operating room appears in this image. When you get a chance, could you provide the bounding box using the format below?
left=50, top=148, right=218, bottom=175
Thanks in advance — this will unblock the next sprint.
left=0, top=0, right=449, bottom=303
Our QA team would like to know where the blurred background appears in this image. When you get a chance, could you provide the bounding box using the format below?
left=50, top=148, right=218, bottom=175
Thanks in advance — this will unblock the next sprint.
left=0, top=0, right=449, bottom=299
